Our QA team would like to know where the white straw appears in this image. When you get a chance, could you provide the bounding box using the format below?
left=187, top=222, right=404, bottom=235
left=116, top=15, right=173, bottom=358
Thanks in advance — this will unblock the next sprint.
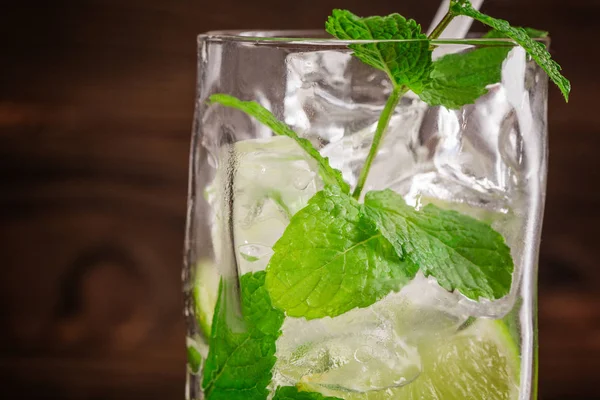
left=427, top=0, right=485, bottom=38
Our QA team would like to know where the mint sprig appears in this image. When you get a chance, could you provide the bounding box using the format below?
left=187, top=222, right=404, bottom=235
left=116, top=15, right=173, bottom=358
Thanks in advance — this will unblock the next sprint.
left=325, top=10, right=432, bottom=198
left=209, top=94, right=349, bottom=193
left=265, top=185, right=417, bottom=319
left=448, top=0, right=570, bottom=101
left=327, top=3, right=569, bottom=197
left=202, top=271, right=284, bottom=399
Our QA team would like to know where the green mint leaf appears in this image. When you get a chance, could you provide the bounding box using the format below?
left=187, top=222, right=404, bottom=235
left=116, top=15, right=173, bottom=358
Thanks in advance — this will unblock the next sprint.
left=266, top=185, right=417, bottom=319
left=449, top=1, right=570, bottom=101
left=273, top=386, right=342, bottom=400
left=419, top=42, right=513, bottom=109
left=202, top=271, right=285, bottom=399
left=364, top=190, right=514, bottom=300
left=209, top=94, right=350, bottom=193
left=325, top=9, right=432, bottom=92
left=419, top=28, right=544, bottom=109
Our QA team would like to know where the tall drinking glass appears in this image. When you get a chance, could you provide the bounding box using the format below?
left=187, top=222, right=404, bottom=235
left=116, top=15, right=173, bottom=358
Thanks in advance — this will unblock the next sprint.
left=184, top=31, right=547, bottom=400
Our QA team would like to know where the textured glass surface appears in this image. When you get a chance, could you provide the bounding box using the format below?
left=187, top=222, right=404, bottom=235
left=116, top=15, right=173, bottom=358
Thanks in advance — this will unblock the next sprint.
left=184, top=31, right=548, bottom=400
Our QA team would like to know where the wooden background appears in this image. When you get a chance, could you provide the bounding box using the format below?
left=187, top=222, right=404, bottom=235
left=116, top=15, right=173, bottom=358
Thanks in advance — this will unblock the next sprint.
left=0, top=0, right=597, bottom=399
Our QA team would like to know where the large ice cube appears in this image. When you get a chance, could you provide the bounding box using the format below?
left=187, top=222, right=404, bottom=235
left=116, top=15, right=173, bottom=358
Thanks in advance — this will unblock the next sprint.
left=391, top=272, right=516, bottom=320
left=206, top=136, right=323, bottom=275
left=284, top=50, right=392, bottom=137
left=274, top=307, right=421, bottom=394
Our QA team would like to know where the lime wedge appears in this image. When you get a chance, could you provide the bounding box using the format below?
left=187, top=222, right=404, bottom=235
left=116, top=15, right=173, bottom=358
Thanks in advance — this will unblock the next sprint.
left=297, top=319, right=520, bottom=400
left=192, top=259, right=219, bottom=338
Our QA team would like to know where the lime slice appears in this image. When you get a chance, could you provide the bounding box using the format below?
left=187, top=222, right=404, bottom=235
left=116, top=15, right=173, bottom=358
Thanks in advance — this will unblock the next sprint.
left=297, top=319, right=520, bottom=400
left=192, top=259, right=219, bottom=338
left=394, top=319, right=520, bottom=400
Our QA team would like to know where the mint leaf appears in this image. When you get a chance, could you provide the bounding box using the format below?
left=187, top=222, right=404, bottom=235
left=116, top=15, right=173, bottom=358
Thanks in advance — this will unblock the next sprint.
left=449, top=0, right=570, bottom=101
left=202, top=271, right=285, bottom=399
left=419, top=28, right=544, bottom=109
left=364, top=190, right=513, bottom=300
left=273, top=386, right=342, bottom=400
left=209, top=94, right=349, bottom=193
left=326, top=9, right=432, bottom=92
left=419, top=42, right=513, bottom=109
left=266, top=185, right=417, bottom=319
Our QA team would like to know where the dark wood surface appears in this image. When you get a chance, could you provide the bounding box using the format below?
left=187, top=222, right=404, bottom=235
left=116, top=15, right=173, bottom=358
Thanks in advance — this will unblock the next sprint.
left=1, top=0, right=598, bottom=399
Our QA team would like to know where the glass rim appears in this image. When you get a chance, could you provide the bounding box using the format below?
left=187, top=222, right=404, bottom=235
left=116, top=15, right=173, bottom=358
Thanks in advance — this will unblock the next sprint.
left=198, top=29, right=550, bottom=46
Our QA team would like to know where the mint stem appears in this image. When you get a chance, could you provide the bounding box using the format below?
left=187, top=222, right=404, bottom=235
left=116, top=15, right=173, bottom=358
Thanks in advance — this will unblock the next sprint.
left=352, top=85, right=406, bottom=199
left=352, top=8, right=456, bottom=200
left=428, top=10, right=456, bottom=39
left=428, top=10, right=455, bottom=40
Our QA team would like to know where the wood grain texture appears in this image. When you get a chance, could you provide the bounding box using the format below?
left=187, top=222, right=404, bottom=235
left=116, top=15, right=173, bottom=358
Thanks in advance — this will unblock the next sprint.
left=0, top=0, right=598, bottom=399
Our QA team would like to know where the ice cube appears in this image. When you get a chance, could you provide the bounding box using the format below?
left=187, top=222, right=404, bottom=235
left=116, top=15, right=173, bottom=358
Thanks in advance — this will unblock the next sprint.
left=206, top=136, right=323, bottom=275
left=284, top=50, right=392, bottom=149
left=369, top=277, right=470, bottom=342
left=274, top=310, right=421, bottom=394
left=368, top=92, right=517, bottom=210
left=392, top=272, right=517, bottom=320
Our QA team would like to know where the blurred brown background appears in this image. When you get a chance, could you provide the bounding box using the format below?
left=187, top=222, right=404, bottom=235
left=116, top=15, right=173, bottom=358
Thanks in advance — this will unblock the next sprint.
left=0, top=0, right=597, bottom=399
